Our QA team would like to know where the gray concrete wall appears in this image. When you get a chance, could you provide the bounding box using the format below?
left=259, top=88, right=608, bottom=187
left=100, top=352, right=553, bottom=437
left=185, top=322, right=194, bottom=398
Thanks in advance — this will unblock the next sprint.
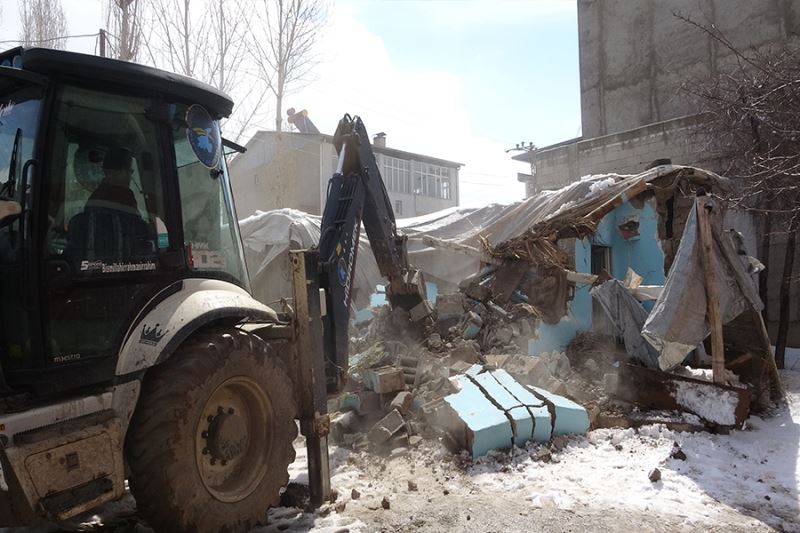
left=579, top=0, right=800, bottom=138
left=530, top=115, right=715, bottom=192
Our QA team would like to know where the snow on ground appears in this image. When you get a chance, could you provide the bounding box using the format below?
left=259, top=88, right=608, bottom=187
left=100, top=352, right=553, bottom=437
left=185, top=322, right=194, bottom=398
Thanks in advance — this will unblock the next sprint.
left=469, top=370, right=800, bottom=532
left=267, top=369, right=799, bottom=532
left=4, top=370, right=799, bottom=532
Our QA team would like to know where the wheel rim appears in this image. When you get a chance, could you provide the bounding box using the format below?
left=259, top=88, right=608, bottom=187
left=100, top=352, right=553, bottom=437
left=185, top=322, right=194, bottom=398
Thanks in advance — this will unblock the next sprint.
left=195, top=376, right=273, bottom=503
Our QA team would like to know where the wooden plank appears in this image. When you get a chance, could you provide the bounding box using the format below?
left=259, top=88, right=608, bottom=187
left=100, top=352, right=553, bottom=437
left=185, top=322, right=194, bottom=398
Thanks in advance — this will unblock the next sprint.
left=696, top=196, right=726, bottom=385
left=617, top=364, right=751, bottom=427
left=747, top=307, right=786, bottom=401
left=489, top=259, right=530, bottom=304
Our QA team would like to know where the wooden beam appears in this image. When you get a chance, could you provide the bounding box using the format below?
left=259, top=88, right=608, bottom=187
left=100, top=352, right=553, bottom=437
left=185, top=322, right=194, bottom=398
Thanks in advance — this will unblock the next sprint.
left=696, top=196, right=726, bottom=385
left=747, top=307, right=786, bottom=401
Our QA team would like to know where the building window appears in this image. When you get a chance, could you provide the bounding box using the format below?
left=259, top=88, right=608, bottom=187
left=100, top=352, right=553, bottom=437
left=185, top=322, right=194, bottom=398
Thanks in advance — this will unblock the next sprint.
left=394, top=200, right=402, bottom=215
left=254, top=173, right=260, bottom=185
left=383, top=156, right=411, bottom=194
left=412, top=162, right=452, bottom=199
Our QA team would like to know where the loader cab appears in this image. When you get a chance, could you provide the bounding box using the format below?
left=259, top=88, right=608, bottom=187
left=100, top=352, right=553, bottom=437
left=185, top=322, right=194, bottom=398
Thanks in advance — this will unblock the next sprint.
left=0, top=48, right=248, bottom=394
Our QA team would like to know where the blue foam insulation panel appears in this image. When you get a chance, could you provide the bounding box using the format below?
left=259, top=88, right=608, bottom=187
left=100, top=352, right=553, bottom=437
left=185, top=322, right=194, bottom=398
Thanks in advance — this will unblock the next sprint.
left=444, top=375, right=514, bottom=457
left=528, top=385, right=590, bottom=436
left=443, top=368, right=589, bottom=456
left=471, top=372, right=534, bottom=447
left=488, top=369, right=553, bottom=443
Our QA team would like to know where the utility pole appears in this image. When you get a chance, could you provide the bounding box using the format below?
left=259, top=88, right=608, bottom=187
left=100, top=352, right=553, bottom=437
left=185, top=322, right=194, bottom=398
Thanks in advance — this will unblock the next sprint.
left=99, top=29, right=107, bottom=57
left=506, top=141, right=538, bottom=195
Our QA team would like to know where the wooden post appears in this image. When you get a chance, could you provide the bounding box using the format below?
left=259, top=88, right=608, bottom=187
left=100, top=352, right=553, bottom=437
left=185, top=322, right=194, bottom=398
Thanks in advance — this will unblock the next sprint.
left=99, top=29, right=106, bottom=58
left=696, top=196, right=726, bottom=384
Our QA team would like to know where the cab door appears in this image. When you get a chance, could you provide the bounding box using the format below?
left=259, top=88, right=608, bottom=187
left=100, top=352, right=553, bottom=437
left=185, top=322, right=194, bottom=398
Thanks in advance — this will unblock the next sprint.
left=40, top=85, right=180, bottom=380
left=0, top=77, right=45, bottom=382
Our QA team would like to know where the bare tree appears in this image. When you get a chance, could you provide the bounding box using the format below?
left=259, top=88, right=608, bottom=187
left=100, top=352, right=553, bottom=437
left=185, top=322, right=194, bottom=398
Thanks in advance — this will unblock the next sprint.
left=251, top=0, right=326, bottom=132
left=104, top=0, right=147, bottom=61
left=145, top=0, right=262, bottom=142
left=18, top=0, right=68, bottom=50
left=679, top=15, right=800, bottom=367
left=146, top=0, right=209, bottom=77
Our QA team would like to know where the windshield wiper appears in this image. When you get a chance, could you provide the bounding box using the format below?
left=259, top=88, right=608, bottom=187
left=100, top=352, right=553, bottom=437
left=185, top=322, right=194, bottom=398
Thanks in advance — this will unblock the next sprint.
left=1, top=127, right=21, bottom=200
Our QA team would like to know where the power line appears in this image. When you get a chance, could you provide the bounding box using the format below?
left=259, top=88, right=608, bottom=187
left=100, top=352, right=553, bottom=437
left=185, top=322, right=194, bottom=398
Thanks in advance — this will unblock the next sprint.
left=0, top=33, right=101, bottom=46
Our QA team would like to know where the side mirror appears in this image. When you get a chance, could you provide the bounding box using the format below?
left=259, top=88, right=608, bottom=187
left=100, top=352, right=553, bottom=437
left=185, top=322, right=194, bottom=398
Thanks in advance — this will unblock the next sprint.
left=0, top=200, right=22, bottom=228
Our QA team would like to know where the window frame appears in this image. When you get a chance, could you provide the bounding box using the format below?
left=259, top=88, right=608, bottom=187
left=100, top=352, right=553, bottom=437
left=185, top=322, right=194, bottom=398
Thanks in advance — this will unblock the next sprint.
left=41, top=83, right=180, bottom=274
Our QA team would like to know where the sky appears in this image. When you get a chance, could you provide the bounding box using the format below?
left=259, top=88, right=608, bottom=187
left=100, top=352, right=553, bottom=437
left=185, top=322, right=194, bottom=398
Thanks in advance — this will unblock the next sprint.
left=0, top=0, right=581, bottom=207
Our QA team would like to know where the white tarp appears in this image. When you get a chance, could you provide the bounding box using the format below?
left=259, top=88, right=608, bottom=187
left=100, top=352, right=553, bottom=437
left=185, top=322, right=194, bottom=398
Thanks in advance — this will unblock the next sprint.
left=590, top=279, right=660, bottom=369
left=641, top=201, right=763, bottom=370
left=238, top=165, right=725, bottom=313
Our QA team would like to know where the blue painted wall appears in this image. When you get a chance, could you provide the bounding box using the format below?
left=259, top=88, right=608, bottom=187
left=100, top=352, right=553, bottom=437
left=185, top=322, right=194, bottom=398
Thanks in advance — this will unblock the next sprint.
left=528, top=197, right=665, bottom=355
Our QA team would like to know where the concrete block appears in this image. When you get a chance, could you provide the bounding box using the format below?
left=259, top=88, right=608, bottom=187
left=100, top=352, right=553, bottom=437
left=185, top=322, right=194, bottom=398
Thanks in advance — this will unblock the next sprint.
left=435, top=293, right=465, bottom=319
left=471, top=372, right=533, bottom=447
left=449, top=341, right=481, bottom=364
left=390, top=391, right=414, bottom=416
left=363, top=366, right=406, bottom=394
left=489, top=369, right=552, bottom=443
left=409, top=299, right=433, bottom=322
left=367, top=408, right=405, bottom=445
left=603, top=372, right=619, bottom=395
left=449, top=360, right=474, bottom=375
left=528, top=386, right=590, bottom=436
left=338, top=390, right=381, bottom=414
left=442, top=376, right=513, bottom=457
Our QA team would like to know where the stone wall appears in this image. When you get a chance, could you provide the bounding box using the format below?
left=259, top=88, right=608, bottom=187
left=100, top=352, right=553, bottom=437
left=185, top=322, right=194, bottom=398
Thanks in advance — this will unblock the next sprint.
left=530, top=115, right=714, bottom=193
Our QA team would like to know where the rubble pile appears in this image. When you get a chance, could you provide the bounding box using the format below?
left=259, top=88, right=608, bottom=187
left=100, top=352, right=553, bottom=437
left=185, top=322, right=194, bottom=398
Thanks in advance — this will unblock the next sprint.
left=338, top=285, right=600, bottom=458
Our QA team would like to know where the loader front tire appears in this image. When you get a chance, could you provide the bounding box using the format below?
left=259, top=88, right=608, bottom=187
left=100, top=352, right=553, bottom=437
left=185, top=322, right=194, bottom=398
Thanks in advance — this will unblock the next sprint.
left=126, top=327, right=297, bottom=533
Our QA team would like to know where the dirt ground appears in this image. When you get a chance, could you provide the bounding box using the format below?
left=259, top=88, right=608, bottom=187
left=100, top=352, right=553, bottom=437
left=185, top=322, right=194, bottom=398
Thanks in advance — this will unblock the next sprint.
left=5, top=370, right=798, bottom=533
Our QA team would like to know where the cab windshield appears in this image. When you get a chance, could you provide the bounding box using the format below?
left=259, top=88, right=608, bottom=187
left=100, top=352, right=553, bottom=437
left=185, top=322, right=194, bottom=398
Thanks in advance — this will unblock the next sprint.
left=171, top=103, right=248, bottom=289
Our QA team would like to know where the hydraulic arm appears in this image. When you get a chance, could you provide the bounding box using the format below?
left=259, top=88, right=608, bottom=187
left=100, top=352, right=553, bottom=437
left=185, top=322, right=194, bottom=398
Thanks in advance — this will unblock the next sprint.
left=317, top=114, right=431, bottom=391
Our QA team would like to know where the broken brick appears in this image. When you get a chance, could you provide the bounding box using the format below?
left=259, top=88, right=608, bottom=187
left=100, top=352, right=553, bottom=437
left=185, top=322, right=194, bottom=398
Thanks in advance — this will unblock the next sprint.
left=363, top=366, right=406, bottom=394
left=390, top=391, right=414, bottom=416
left=367, top=409, right=405, bottom=445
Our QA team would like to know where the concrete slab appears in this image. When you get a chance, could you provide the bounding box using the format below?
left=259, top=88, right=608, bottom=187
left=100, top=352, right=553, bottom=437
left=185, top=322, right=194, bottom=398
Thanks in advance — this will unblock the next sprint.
left=528, top=386, right=590, bottom=436
left=443, top=376, right=513, bottom=457
left=489, top=369, right=552, bottom=443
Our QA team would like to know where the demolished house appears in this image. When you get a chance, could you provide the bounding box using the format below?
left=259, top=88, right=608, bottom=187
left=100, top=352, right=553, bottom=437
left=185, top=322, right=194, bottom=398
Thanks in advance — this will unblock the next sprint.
left=240, top=164, right=783, bottom=457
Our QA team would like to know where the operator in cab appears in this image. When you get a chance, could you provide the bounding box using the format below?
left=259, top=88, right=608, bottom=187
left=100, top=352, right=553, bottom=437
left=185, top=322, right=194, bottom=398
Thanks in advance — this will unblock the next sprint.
left=86, top=147, right=140, bottom=215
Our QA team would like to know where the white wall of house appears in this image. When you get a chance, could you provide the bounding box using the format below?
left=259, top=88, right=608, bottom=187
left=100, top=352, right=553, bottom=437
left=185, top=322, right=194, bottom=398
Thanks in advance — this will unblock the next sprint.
left=230, top=132, right=460, bottom=218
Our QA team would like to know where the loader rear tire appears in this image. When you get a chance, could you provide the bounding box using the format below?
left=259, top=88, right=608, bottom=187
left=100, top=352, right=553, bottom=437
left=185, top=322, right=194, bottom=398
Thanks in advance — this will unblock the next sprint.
left=126, top=327, right=297, bottom=533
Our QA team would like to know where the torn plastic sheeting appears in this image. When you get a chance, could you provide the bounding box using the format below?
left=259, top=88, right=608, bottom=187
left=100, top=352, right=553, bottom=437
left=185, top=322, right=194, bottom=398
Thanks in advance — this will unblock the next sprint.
left=238, top=166, right=726, bottom=314
left=239, top=208, right=382, bottom=311
left=641, top=202, right=762, bottom=370
left=590, top=279, right=660, bottom=369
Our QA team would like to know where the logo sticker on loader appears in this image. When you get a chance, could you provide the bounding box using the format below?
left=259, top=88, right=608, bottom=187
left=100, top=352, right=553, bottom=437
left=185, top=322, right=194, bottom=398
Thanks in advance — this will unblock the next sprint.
left=140, top=323, right=167, bottom=346
left=186, top=104, right=221, bottom=169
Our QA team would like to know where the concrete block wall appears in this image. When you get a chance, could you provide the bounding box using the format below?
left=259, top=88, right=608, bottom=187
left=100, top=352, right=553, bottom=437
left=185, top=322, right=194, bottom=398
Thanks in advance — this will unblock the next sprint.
left=530, top=115, right=711, bottom=192
left=578, top=0, right=800, bottom=138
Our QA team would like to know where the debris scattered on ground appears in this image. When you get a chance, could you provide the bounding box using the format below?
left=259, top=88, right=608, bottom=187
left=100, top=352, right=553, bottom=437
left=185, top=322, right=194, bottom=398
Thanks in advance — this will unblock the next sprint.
left=648, top=467, right=662, bottom=483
